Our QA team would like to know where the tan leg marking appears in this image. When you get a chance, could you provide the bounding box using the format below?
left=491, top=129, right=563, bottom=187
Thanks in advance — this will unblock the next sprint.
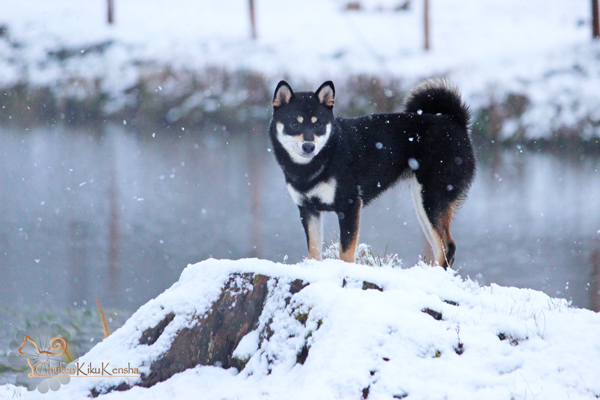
left=431, top=230, right=446, bottom=267
left=410, top=177, right=459, bottom=268
left=339, top=199, right=362, bottom=263
left=307, top=213, right=323, bottom=260
left=435, top=207, right=457, bottom=268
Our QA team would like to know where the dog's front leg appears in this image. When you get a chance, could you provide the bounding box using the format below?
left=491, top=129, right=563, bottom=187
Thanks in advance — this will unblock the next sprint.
left=338, top=198, right=363, bottom=263
left=299, top=206, right=323, bottom=260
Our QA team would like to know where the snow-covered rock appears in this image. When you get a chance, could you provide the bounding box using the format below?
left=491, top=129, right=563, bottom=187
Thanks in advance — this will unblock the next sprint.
left=8, top=256, right=600, bottom=399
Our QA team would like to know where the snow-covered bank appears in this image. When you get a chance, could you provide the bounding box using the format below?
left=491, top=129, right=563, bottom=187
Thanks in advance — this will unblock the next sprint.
left=5, top=254, right=600, bottom=399
left=0, top=0, right=599, bottom=139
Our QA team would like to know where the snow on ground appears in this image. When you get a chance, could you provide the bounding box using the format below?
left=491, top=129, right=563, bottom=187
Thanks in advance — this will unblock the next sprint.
left=1, top=0, right=599, bottom=137
left=4, top=254, right=600, bottom=399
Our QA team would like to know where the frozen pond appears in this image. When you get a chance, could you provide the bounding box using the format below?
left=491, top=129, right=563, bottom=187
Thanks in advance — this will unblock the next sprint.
left=1, top=124, right=599, bottom=311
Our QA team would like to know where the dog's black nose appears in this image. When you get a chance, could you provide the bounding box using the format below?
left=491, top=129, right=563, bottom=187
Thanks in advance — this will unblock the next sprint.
left=302, top=142, right=316, bottom=154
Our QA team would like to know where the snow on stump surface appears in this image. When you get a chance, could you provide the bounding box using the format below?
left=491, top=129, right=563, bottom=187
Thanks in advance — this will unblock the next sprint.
left=17, top=257, right=600, bottom=400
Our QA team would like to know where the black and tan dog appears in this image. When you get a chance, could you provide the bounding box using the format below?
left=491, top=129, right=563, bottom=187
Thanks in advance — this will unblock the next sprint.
left=269, top=79, right=475, bottom=268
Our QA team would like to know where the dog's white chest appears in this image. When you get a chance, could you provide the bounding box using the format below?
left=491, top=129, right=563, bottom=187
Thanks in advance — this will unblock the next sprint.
left=287, top=184, right=305, bottom=206
left=307, top=178, right=337, bottom=204
left=287, top=177, right=337, bottom=206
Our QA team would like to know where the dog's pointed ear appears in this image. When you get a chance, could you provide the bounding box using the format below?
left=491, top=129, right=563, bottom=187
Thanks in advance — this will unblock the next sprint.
left=315, top=81, right=335, bottom=107
left=273, top=81, right=294, bottom=108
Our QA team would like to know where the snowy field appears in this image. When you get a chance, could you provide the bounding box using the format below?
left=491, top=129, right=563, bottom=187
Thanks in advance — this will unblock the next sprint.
left=3, top=255, right=600, bottom=400
left=1, top=0, right=599, bottom=137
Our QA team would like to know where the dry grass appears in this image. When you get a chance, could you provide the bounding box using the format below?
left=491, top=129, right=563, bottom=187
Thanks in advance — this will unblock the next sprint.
left=322, top=241, right=402, bottom=268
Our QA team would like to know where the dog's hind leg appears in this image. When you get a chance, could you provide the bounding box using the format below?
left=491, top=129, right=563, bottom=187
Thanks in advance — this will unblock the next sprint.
left=299, top=206, right=323, bottom=260
left=338, top=198, right=363, bottom=263
left=438, top=209, right=457, bottom=267
left=410, top=178, right=442, bottom=265
left=410, top=178, right=456, bottom=269
left=410, top=178, right=436, bottom=250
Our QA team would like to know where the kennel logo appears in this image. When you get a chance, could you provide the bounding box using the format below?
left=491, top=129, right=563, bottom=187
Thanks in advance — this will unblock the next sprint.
left=8, top=322, right=141, bottom=394
left=8, top=322, right=80, bottom=393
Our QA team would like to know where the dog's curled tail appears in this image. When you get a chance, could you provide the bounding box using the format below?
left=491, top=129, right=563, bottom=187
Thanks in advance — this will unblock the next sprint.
left=403, top=78, right=470, bottom=129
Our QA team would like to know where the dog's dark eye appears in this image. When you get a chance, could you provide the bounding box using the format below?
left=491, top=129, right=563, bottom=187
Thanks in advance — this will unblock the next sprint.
left=315, top=121, right=324, bottom=128
left=290, top=121, right=300, bottom=129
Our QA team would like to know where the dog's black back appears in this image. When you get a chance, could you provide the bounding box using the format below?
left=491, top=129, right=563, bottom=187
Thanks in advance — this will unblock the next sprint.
left=269, top=79, right=475, bottom=267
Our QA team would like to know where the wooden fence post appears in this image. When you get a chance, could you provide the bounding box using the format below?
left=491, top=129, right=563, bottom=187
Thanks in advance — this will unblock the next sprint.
left=249, top=0, right=257, bottom=39
left=108, top=0, right=114, bottom=24
left=593, top=0, right=600, bottom=39
left=424, top=0, right=430, bottom=51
